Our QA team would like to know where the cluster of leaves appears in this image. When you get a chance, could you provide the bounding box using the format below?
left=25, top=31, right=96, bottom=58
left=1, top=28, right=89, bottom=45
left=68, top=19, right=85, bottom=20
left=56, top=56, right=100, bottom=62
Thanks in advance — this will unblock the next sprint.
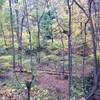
left=71, top=70, right=100, bottom=99
left=40, top=7, right=56, bottom=44
left=15, top=83, right=49, bottom=100
left=31, top=86, right=49, bottom=100
left=0, top=0, right=6, bottom=7
left=71, top=76, right=84, bottom=99
left=49, top=40, right=62, bottom=50
left=83, top=72, right=94, bottom=95
left=88, top=51, right=100, bottom=65
left=0, top=47, right=8, bottom=55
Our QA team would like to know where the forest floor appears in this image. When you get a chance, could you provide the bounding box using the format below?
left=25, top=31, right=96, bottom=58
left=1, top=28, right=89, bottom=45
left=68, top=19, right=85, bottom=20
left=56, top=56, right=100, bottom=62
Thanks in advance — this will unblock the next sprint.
left=0, top=54, right=92, bottom=100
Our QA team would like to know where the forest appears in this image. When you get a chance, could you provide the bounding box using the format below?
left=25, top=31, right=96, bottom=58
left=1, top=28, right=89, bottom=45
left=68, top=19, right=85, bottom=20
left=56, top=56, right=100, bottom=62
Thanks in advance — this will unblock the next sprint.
left=0, top=0, right=100, bottom=100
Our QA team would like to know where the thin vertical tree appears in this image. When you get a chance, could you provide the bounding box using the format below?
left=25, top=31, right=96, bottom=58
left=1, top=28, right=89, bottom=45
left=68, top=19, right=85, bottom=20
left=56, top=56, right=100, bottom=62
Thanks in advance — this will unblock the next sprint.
left=23, top=0, right=33, bottom=99
left=73, top=0, right=98, bottom=99
left=15, top=0, right=23, bottom=71
left=35, top=0, right=45, bottom=63
left=8, top=0, right=16, bottom=70
left=65, top=0, right=73, bottom=99
left=56, top=16, right=65, bottom=74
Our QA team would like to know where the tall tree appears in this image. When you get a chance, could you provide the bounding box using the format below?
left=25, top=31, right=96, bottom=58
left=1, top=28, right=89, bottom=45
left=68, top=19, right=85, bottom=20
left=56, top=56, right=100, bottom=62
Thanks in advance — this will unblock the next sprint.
left=35, top=0, right=45, bottom=63
left=23, top=0, right=33, bottom=99
left=8, top=0, right=16, bottom=70
left=15, top=0, right=23, bottom=71
left=65, top=0, right=73, bottom=99
left=73, top=0, right=98, bottom=99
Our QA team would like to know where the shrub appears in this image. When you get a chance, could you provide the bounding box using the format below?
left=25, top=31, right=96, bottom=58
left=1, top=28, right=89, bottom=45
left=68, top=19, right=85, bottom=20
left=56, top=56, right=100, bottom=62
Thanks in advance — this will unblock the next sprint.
left=24, top=47, right=33, bottom=55
left=71, top=76, right=84, bottom=99
left=0, top=47, right=8, bottom=55
left=88, top=51, right=100, bottom=65
left=41, top=55, right=59, bottom=64
left=49, top=40, right=62, bottom=50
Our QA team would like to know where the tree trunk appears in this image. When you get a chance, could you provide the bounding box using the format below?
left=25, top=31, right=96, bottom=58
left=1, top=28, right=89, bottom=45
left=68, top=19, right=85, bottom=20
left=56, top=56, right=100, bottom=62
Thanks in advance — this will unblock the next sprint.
left=67, top=1, right=73, bottom=99
left=15, top=0, right=23, bottom=71
left=8, top=0, right=16, bottom=70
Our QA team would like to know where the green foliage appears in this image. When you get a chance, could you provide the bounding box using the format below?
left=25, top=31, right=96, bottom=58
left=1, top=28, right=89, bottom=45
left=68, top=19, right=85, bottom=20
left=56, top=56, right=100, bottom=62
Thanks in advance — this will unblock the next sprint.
left=88, top=51, right=100, bottom=65
left=40, top=7, right=56, bottom=43
left=0, top=0, right=6, bottom=6
left=55, top=88, right=63, bottom=100
left=49, top=40, right=62, bottom=50
left=0, top=55, right=12, bottom=62
left=39, top=40, right=47, bottom=50
left=31, top=31, right=37, bottom=47
left=71, top=76, right=84, bottom=99
left=84, top=72, right=94, bottom=95
left=1, top=10, right=10, bottom=25
left=0, top=39, right=5, bottom=47
left=72, top=34, right=83, bottom=46
left=40, top=51, right=46, bottom=58
left=30, top=85, right=48, bottom=99
left=41, top=54, right=59, bottom=63
left=24, top=47, right=33, bottom=55
left=0, top=47, right=8, bottom=55
left=71, top=71, right=100, bottom=99
left=72, top=55, right=83, bottom=67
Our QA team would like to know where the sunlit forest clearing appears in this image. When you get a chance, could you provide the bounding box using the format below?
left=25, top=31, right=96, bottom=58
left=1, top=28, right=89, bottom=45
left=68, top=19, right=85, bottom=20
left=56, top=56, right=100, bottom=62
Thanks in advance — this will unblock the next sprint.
left=0, top=0, right=100, bottom=100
